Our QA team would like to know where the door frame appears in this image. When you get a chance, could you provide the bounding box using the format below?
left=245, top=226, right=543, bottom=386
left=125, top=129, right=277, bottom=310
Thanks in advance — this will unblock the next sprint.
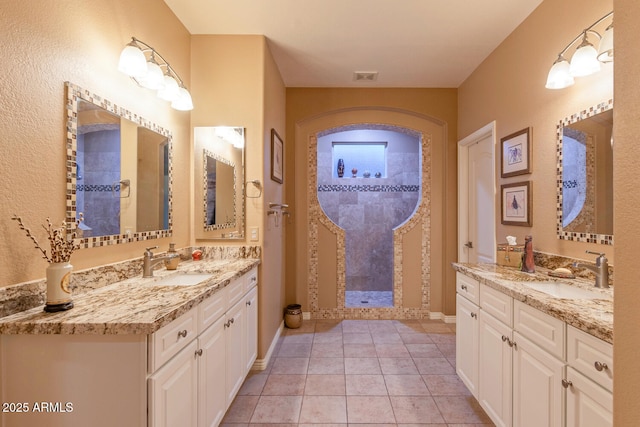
left=458, top=121, right=497, bottom=263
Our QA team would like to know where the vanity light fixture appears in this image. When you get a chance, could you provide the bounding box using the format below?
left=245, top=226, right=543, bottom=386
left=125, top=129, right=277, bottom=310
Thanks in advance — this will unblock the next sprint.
left=118, top=37, right=193, bottom=111
left=545, top=11, right=613, bottom=89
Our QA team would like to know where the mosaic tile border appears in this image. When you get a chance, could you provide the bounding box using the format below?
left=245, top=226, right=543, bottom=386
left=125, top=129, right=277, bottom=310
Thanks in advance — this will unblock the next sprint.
left=65, top=82, right=173, bottom=249
left=317, top=184, right=420, bottom=192
left=307, top=126, right=432, bottom=320
left=556, top=99, right=613, bottom=245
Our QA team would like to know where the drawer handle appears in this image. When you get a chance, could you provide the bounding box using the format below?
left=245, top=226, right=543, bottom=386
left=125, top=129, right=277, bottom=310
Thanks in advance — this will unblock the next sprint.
left=561, top=379, right=573, bottom=388
left=195, top=349, right=203, bottom=357
left=177, top=330, right=188, bottom=339
left=246, top=301, right=252, bottom=306
left=224, top=321, right=230, bottom=328
left=501, top=335, right=517, bottom=348
left=594, top=361, right=609, bottom=372
left=461, top=284, right=468, bottom=291
left=229, top=317, right=234, bottom=324
left=470, top=312, right=477, bottom=319
left=251, top=277, right=257, bottom=282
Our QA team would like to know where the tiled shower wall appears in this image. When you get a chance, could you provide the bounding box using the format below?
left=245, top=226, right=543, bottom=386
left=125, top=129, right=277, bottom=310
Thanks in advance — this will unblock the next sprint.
left=317, top=130, right=420, bottom=293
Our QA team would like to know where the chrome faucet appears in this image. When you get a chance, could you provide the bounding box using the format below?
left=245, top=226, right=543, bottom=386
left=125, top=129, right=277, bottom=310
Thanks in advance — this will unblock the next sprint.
left=573, top=251, right=610, bottom=289
left=143, top=246, right=179, bottom=278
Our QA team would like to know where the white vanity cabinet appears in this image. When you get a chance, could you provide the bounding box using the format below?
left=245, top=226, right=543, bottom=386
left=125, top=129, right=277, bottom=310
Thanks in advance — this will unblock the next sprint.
left=456, top=270, right=612, bottom=427
left=149, top=266, right=259, bottom=427
left=565, top=325, right=613, bottom=427
left=478, top=285, right=513, bottom=427
left=455, top=273, right=480, bottom=397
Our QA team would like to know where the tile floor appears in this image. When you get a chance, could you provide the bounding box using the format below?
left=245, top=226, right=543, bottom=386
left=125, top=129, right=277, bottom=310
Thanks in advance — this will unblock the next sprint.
left=221, top=319, right=493, bottom=426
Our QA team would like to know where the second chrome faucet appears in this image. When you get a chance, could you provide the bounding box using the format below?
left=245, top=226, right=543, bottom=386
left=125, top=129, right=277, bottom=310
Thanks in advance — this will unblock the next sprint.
left=573, top=250, right=610, bottom=288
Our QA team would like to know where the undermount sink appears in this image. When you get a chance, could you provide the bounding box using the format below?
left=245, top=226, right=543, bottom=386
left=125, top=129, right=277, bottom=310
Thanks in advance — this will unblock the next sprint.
left=523, top=281, right=609, bottom=300
left=152, top=273, right=213, bottom=286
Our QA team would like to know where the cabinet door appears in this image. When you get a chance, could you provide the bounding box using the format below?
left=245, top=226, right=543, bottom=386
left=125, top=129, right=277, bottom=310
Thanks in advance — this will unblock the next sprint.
left=149, top=340, right=198, bottom=427
left=513, top=332, right=565, bottom=427
left=244, top=286, right=258, bottom=374
left=565, top=367, right=612, bottom=427
left=456, top=293, right=479, bottom=397
left=479, top=310, right=512, bottom=427
left=225, top=298, right=246, bottom=404
left=198, top=316, right=227, bottom=427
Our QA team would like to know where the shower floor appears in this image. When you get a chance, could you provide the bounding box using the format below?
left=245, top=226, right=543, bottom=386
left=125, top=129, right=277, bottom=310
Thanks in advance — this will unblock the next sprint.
left=345, top=291, right=393, bottom=308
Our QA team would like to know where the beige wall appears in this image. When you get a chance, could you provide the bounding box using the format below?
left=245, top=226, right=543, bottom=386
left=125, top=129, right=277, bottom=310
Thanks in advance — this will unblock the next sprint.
left=285, top=89, right=458, bottom=315
left=613, top=0, right=640, bottom=423
left=459, top=0, right=640, bottom=422
left=458, top=0, right=613, bottom=263
left=0, top=0, right=192, bottom=287
left=191, top=35, right=287, bottom=358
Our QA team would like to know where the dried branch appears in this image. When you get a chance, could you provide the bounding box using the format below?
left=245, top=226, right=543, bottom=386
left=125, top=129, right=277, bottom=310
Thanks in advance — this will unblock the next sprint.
left=12, top=215, right=81, bottom=264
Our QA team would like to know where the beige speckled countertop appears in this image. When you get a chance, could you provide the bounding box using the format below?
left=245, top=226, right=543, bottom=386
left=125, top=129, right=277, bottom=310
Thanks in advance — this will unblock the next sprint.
left=452, top=263, right=613, bottom=344
left=0, top=259, right=259, bottom=335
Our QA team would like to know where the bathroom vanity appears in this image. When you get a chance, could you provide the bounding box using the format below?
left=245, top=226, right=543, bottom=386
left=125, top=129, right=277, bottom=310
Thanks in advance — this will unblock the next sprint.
left=453, top=263, right=613, bottom=427
left=0, top=259, right=259, bottom=427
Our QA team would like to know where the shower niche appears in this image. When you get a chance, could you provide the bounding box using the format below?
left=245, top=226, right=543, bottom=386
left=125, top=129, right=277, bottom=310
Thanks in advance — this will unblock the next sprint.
left=317, top=127, right=421, bottom=308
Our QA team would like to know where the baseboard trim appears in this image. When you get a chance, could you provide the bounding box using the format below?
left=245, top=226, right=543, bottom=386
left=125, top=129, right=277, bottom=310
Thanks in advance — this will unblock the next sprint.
left=430, top=312, right=457, bottom=323
left=251, top=320, right=284, bottom=371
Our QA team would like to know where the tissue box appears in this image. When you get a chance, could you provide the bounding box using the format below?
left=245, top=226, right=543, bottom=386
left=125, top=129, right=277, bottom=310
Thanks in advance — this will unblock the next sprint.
left=496, top=243, right=524, bottom=268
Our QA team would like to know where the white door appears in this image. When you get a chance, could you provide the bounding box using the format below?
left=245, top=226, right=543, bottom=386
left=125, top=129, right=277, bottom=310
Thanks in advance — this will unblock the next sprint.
left=565, top=367, right=613, bottom=427
left=458, top=123, right=496, bottom=263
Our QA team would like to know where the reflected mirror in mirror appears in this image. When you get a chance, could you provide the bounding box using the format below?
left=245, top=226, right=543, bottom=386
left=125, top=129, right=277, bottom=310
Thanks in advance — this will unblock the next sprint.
left=66, top=82, right=172, bottom=247
left=194, top=126, right=245, bottom=239
left=205, top=150, right=235, bottom=228
left=557, top=100, right=613, bottom=245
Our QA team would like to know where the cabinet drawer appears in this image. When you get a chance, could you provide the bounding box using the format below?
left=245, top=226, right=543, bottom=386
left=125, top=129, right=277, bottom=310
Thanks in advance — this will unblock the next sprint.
left=149, top=308, right=198, bottom=373
left=226, top=277, right=244, bottom=308
left=245, top=267, right=258, bottom=292
left=567, top=326, right=613, bottom=392
left=480, top=284, right=513, bottom=327
left=514, top=300, right=566, bottom=360
left=457, top=272, right=480, bottom=305
left=198, top=286, right=227, bottom=333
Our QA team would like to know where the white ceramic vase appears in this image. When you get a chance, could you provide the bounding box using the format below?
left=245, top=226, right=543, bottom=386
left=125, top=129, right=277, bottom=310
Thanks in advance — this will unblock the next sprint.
left=44, top=261, right=74, bottom=312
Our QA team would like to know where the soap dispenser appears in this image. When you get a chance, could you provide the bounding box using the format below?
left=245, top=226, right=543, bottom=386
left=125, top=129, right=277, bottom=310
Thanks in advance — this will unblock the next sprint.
left=165, top=243, right=180, bottom=270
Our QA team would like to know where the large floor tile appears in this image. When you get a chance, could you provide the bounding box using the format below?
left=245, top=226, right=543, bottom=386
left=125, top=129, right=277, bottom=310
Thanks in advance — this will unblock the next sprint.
left=345, top=374, right=388, bottom=395
left=346, top=396, right=396, bottom=423
left=299, top=395, right=347, bottom=423
left=261, top=374, right=306, bottom=395
left=389, top=395, right=445, bottom=424
left=305, top=374, right=346, bottom=395
left=250, top=396, right=303, bottom=423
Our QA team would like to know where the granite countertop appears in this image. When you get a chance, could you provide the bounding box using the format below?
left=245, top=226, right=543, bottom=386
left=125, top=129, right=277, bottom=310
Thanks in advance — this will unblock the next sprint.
left=452, top=263, right=613, bottom=344
left=0, top=259, right=259, bottom=335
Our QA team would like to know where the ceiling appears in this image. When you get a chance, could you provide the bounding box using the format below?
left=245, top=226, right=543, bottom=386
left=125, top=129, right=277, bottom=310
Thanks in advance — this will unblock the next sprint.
left=163, top=0, right=543, bottom=88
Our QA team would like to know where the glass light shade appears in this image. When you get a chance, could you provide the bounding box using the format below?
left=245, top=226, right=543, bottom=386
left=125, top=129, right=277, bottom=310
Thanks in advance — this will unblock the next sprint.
left=118, top=43, right=147, bottom=78
left=139, top=59, right=165, bottom=90
left=545, top=57, right=574, bottom=89
left=171, top=87, right=194, bottom=111
left=569, top=38, right=601, bottom=77
left=157, top=74, right=180, bottom=101
left=597, top=24, right=614, bottom=63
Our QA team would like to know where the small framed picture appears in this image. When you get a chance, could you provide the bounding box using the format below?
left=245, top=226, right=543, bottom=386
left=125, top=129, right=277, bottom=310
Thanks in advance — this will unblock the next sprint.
left=501, top=127, right=532, bottom=178
left=501, top=181, right=532, bottom=226
left=271, top=128, right=283, bottom=184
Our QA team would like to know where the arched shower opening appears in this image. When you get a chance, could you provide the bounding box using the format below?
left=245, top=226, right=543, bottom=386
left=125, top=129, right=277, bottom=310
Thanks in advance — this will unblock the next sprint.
left=316, top=126, right=421, bottom=308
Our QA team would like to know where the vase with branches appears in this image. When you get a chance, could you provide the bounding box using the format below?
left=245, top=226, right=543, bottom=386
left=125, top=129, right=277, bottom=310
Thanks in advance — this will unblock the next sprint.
left=12, top=214, right=83, bottom=312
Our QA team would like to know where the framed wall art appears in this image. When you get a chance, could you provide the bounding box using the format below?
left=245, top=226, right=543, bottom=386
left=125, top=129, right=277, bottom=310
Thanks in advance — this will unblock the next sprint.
left=501, top=127, right=532, bottom=178
left=501, top=181, right=532, bottom=226
left=271, top=128, right=283, bottom=184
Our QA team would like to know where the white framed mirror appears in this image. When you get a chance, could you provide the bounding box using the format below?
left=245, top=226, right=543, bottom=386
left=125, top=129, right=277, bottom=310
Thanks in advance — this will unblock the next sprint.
left=194, top=126, right=245, bottom=239
left=65, top=82, right=172, bottom=247
left=557, top=99, right=613, bottom=245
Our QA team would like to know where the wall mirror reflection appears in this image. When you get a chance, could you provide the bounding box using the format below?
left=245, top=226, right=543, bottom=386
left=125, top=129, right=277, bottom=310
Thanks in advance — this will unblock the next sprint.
left=557, top=100, right=613, bottom=245
left=194, top=126, right=245, bottom=239
left=65, top=82, right=172, bottom=247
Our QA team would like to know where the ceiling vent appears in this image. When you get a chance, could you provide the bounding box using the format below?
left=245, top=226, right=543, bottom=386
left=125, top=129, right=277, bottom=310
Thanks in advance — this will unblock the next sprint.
left=353, top=71, right=378, bottom=82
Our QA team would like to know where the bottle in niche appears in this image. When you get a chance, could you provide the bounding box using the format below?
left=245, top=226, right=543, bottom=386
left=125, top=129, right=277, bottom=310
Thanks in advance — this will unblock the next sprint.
left=337, top=159, right=345, bottom=177
left=521, top=235, right=535, bottom=273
